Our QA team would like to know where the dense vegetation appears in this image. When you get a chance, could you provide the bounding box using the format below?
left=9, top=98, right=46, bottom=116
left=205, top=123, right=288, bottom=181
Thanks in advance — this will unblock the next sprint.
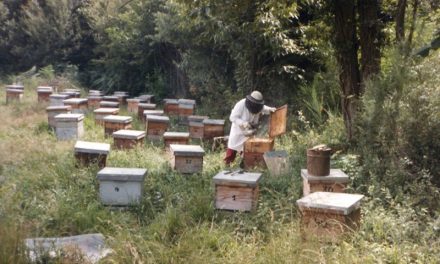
left=1, top=0, right=440, bottom=263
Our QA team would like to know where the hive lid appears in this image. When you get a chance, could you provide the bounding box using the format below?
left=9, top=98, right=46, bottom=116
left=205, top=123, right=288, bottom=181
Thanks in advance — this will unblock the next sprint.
left=97, top=167, right=147, bottom=182
left=112, top=129, right=146, bottom=139
left=60, top=91, right=80, bottom=96
left=114, top=91, right=128, bottom=96
left=189, top=121, right=204, bottom=127
left=301, top=169, right=349, bottom=183
left=188, top=115, right=209, bottom=122
left=269, top=104, right=288, bottom=138
left=37, top=86, right=53, bottom=92
left=88, top=95, right=103, bottom=99
left=6, top=88, right=24, bottom=93
left=100, top=101, right=119, bottom=105
left=163, top=98, right=178, bottom=104
left=170, top=144, right=204, bottom=156
left=137, top=94, right=154, bottom=102
left=213, top=170, right=263, bottom=186
left=55, top=113, right=84, bottom=122
left=94, top=108, right=119, bottom=114
left=139, top=103, right=157, bottom=109
left=103, top=96, right=119, bottom=100
left=103, top=115, right=132, bottom=123
left=74, top=141, right=110, bottom=154
left=178, top=104, right=194, bottom=110
left=64, top=89, right=81, bottom=93
left=203, top=119, right=225, bottom=125
left=126, top=98, right=140, bottom=103
left=63, top=98, right=88, bottom=104
left=5, top=84, right=24, bottom=90
left=50, top=94, right=70, bottom=99
left=146, top=115, right=169, bottom=123
left=46, top=105, right=72, bottom=112
left=178, top=99, right=196, bottom=105
left=163, top=132, right=190, bottom=138
left=296, top=192, right=364, bottom=215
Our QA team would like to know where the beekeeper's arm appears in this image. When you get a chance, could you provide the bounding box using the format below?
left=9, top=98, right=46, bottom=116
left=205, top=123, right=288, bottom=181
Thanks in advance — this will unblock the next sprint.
left=261, top=105, right=276, bottom=115
left=230, top=101, right=251, bottom=129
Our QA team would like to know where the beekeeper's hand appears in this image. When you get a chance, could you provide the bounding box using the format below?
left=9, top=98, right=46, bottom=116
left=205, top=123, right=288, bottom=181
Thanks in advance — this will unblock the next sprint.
left=268, top=107, right=276, bottom=112
left=240, top=121, right=251, bottom=130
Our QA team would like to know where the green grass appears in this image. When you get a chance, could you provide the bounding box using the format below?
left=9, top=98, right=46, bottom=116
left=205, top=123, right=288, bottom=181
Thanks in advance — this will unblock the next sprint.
left=0, top=77, right=439, bottom=263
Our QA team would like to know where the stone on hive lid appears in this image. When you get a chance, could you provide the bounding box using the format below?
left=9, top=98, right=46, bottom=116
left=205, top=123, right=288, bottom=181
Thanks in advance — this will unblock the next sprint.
left=94, top=108, right=119, bottom=114
left=213, top=170, right=262, bottom=187
left=301, top=169, right=349, bottom=183
left=55, top=113, right=84, bottom=122
left=63, top=98, right=88, bottom=104
left=296, top=192, right=364, bottom=215
left=170, top=144, right=204, bottom=157
left=74, top=141, right=110, bottom=154
left=146, top=114, right=169, bottom=122
left=178, top=99, right=196, bottom=105
left=203, top=119, right=225, bottom=125
left=103, top=115, right=132, bottom=123
left=164, top=132, right=190, bottom=138
left=188, top=115, right=209, bottom=123
left=113, top=130, right=145, bottom=140
left=97, top=167, right=147, bottom=182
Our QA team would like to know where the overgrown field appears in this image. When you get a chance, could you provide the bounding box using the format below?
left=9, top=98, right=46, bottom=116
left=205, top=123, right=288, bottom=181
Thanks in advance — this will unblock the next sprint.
left=0, top=78, right=439, bottom=263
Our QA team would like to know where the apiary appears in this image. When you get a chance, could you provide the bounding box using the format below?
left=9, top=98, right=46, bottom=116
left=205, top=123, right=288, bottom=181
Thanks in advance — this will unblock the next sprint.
left=54, top=113, right=84, bottom=141
left=169, top=144, right=204, bottom=174
left=296, top=192, right=364, bottom=240
left=138, top=104, right=157, bottom=121
left=127, top=98, right=140, bottom=113
left=93, top=108, right=119, bottom=125
left=112, top=130, right=146, bottom=149
left=74, top=141, right=110, bottom=169
left=203, top=119, right=225, bottom=140
left=99, top=101, right=119, bottom=109
left=97, top=167, right=147, bottom=206
left=46, top=105, right=71, bottom=128
left=163, top=99, right=179, bottom=115
left=87, top=95, right=103, bottom=109
left=50, top=94, right=70, bottom=106
left=103, top=115, right=132, bottom=136
left=6, top=88, right=23, bottom=104
left=163, top=132, right=190, bottom=148
left=301, top=169, right=349, bottom=196
left=146, top=115, right=169, bottom=140
left=213, top=170, right=262, bottom=212
left=62, top=98, right=88, bottom=114
left=37, top=86, right=53, bottom=102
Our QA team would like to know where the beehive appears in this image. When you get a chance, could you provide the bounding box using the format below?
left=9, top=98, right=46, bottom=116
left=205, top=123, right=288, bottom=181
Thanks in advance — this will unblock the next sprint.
left=297, top=192, right=364, bottom=241
left=127, top=99, right=140, bottom=113
left=93, top=108, right=119, bottom=125
left=103, top=115, right=132, bottom=136
left=163, top=99, right=179, bottom=115
left=178, top=99, right=196, bottom=124
left=62, top=98, right=88, bottom=114
left=113, top=92, right=128, bottom=105
left=112, top=130, right=146, bottom=149
left=169, top=144, right=204, bottom=174
left=138, top=104, right=157, bottom=121
left=213, top=170, right=262, bottom=212
left=50, top=94, right=70, bottom=106
left=301, top=169, right=349, bottom=196
left=37, top=86, right=53, bottom=102
left=243, top=138, right=274, bottom=169
left=97, top=167, right=147, bottom=206
left=46, top=105, right=71, bottom=128
left=163, top=132, right=190, bottom=148
left=137, top=94, right=154, bottom=103
left=203, top=119, right=225, bottom=140
left=99, top=101, right=119, bottom=109
left=87, top=95, right=103, bottom=109
left=146, top=115, right=169, bottom=140
left=54, top=113, right=84, bottom=141
left=74, top=141, right=110, bottom=169
left=60, top=90, right=80, bottom=98
left=102, top=95, right=119, bottom=102
left=6, top=89, right=23, bottom=104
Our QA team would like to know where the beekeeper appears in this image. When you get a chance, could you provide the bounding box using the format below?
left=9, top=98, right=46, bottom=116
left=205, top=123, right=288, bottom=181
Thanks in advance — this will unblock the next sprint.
left=224, top=91, right=276, bottom=166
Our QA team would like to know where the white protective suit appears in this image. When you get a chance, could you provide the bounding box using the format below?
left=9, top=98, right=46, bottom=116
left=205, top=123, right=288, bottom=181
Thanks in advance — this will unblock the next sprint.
left=227, top=98, right=271, bottom=151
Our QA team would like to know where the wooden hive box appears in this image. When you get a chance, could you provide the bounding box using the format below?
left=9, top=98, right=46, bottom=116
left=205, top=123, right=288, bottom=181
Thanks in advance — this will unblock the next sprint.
left=74, top=141, right=110, bottom=169
left=94, top=108, right=119, bottom=125
left=50, top=94, right=70, bottom=106
left=137, top=94, right=154, bottom=103
left=127, top=98, right=140, bottom=113
left=112, top=129, right=146, bottom=149
left=243, top=105, right=287, bottom=169
left=103, top=115, right=132, bottom=136
left=87, top=95, right=103, bottom=109
left=46, top=105, right=72, bottom=128
left=169, top=144, right=204, bottom=174
left=102, top=95, right=119, bottom=102
left=138, top=104, right=157, bottom=121
left=163, top=132, right=190, bottom=149
left=297, top=192, right=364, bottom=241
left=54, top=113, right=84, bottom=141
left=188, top=115, right=208, bottom=139
left=62, top=98, right=88, bottom=114
left=146, top=115, right=169, bottom=140
left=203, top=119, right=225, bottom=140
left=99, top=101, right=119, bottom=109
left=301, top=169, right=349, bottom=197
left=113, top=92, right=128, bottom=105
left=97, top=167, right=147, bottom=206
left=178, top=99, right=196, bottom=124
left=37, top=86, right=53, bottom=102
left=6, top=88, right=24, bottom=104
left=213, top=170, right=262, bottom=212
left=163, top=99, right=179, bottom=115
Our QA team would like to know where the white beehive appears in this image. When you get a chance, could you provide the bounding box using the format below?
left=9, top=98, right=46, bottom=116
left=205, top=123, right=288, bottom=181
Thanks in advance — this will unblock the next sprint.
left=54, top=113, right=84, bottom=141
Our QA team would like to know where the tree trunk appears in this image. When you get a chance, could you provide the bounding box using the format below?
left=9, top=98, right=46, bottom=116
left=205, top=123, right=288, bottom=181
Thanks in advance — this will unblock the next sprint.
left=407, top=0, right=419, bottom=48
left=396, top=0, right=407, bottom=42
left=332, top=0, right=361, bottom=140
left=358, top=0, right=382, bottom=83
